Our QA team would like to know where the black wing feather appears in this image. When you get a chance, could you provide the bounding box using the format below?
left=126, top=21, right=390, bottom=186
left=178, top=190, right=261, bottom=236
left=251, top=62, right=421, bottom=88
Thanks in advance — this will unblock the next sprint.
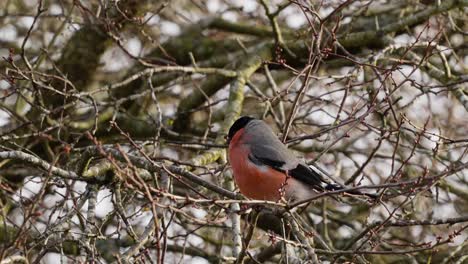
left=249, top=154, right=330, bottom=191
left=287, top=164, right=377, bottom=197
left=248, top=154, right=286, bottom=171
left=288, top=163, right=327, bottom=191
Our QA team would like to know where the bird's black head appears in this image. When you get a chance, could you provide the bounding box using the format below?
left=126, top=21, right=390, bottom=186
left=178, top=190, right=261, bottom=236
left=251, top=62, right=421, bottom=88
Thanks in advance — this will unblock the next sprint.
left=227, top=116, right=255, bottom=144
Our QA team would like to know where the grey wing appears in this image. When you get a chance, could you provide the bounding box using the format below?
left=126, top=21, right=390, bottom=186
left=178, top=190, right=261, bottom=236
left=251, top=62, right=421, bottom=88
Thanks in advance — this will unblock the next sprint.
left=249, top=143, right=299, bottom=170
left=246, top=120, right=299, bottom=170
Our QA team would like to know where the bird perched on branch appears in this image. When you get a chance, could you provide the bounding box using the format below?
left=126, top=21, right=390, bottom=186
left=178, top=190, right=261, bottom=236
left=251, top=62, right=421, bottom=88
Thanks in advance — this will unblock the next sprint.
left=227, top=116, right=375, bottom=202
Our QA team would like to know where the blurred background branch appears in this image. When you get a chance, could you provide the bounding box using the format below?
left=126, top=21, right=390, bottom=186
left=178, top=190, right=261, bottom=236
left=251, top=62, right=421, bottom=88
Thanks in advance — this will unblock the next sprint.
left=0, top=0, right=467, bottom=263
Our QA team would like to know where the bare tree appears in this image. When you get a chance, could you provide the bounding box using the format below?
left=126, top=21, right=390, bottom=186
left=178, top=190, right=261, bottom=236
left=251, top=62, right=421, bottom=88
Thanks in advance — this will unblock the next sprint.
left=0, top=0, right=467, bottom=263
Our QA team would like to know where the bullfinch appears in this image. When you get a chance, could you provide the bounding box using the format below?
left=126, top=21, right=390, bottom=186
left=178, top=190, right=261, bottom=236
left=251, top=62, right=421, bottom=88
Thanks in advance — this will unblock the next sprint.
left=227, top=116, right=372, bottom=202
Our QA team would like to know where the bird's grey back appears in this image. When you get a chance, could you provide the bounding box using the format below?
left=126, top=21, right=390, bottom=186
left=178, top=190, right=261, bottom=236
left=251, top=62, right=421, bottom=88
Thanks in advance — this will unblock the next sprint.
left=244, top=120, right=299, bottom=170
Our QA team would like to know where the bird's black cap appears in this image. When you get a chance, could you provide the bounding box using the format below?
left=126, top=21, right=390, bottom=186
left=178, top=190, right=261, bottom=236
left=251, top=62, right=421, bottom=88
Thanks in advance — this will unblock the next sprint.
left=227, top=116, right=254, bottom=144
